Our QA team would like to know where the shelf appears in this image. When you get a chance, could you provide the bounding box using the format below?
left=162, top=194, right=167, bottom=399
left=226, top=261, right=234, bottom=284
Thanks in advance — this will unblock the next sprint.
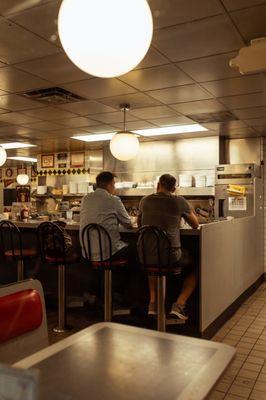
left=116, top=187, right=215, bottom=197
left=33, top=193, right=86, bottom=199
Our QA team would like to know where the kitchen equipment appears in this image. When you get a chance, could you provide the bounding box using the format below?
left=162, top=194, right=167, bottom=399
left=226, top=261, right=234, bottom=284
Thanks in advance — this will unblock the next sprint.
left=215, top=164, right=262, bottom=219
left=37, top=186, right=47, bottom=195
left=63, top=185, right=69, bottom=195
left=69, top=182, right=77, bottom=194
left=77, top=182, right=88, bottom=194
left=179, top=175, right=192, bottom=188
left=195, top=175, right=206, bottom=188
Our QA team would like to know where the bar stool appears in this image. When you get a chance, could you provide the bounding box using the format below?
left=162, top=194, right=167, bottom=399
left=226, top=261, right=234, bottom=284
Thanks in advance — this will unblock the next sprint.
left=81, top=223, right=128, bottom=322
left=137, top=225, right=183, bottom=332
left=37, top=221, right=78, bottom=333
left=0, top=220, right=37, bottom=281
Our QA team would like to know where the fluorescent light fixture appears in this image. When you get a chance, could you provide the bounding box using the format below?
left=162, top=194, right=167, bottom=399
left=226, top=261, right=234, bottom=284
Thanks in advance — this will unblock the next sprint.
left=8, top=156, right=37, bottom=162
left=71, top=124, right=208, bottom=143
left=0, top=142, right=36, bottom=149
left=71, top=133, right=116, bottom=142
left=133, top=124, right=208, bottom=137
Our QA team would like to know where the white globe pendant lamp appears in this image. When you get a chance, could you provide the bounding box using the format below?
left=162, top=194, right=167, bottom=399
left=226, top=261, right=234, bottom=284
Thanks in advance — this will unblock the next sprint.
left=110, top=104, right=139, bottom=161
left=0, top=146, right=7, bottom=167
left=17, top=173, right=29, bottom=185
left=58, top=0, right=153, bottom=78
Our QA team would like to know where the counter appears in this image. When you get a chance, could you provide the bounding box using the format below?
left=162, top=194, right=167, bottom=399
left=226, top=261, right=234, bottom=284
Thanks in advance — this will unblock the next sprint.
left=5, top=217, right=264, bottom=338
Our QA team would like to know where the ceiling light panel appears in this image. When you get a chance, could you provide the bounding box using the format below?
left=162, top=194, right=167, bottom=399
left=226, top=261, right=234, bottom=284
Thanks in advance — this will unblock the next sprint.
left=0, top=142, right=36, bottom=149
left=71, top=133, right=116, bottom=142
left=133, top=124, right=208, bottom=136
left=8, top=156, right=37, bottom=162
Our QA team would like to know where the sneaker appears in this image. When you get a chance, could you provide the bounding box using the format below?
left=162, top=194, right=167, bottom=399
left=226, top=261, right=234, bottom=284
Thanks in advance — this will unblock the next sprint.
left=148, top=303, right=157, bottom=316
left=170, top=303, right=188, bottom=320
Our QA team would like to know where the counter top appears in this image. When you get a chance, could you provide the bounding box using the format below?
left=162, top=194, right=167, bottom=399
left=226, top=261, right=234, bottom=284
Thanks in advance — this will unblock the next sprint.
left=11, top=220, right=201, bottom=235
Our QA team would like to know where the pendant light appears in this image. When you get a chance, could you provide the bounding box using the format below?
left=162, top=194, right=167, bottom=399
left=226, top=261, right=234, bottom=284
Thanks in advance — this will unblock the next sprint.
left=17, top=165, right=29, bottom=185
left=0, top=146, right=7, bottom=167
left=110, top=104, right=139, bottom=161
left=58, top=0, right=153, bottom=78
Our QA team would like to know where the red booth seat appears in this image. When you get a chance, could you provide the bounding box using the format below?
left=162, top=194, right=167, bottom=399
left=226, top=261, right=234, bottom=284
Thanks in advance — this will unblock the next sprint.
left=0, top=289, right=43, bottom=344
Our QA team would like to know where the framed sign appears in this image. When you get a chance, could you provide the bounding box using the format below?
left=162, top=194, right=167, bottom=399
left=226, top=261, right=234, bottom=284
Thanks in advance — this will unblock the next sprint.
left=41, top=154, right=54, bottom=168
left=31, top=165, right=37, bottom=177
left=58, top=163, right=67, bottom=169
left=17, top=167, right=27, bottom=176
left=5, top=168, right=13, bottom=178
left=70, top=152, right=85, bottom=168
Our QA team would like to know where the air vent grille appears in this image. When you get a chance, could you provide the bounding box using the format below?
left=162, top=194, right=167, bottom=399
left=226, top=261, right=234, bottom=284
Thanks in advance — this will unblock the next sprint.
left=22, top=87, right=86, bottom=105
left=187, top=111, right=238, bottom=123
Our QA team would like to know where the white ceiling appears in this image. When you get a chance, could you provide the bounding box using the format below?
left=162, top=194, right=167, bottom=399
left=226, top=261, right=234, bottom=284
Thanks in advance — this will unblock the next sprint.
left=0, top=0, right=265, bottom=162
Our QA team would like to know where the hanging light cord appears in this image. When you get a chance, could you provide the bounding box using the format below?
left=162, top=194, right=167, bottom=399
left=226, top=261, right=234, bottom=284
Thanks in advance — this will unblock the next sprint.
left=123, top=107, right=126, bottom=132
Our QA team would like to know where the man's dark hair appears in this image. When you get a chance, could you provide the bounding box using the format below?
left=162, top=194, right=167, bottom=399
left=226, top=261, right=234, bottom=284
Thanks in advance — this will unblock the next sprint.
left=96, top=171, right=116, bottom=188
left=159, top=174, right=176, bottom=191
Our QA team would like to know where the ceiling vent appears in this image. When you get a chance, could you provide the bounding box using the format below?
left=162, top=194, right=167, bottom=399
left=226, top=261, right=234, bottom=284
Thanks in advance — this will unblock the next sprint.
left=187, top=111, right=238, bottom=124
left=22, top=87, right=86, bottom=105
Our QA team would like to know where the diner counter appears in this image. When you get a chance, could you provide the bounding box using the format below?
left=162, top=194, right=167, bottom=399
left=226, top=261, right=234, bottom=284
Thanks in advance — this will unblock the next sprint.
left=5, top=216, right=263, bottom=338
left=12, top=220, right=201, bottom=236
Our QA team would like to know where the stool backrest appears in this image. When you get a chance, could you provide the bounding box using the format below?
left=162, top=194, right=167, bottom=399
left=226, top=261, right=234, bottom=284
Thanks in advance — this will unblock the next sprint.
left=81, top=223, right=112, bottom=262
left=0, top=220, right=23, bottom=260
left=37, top=222, right=66, bottom=264
left=0, top=279, right=48, bottom=364
left=137, top=225, right=171, bottom=271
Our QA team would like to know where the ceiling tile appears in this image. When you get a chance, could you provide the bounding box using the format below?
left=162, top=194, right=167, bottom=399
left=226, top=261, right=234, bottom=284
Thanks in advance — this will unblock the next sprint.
left=130, top=105, right=179, bottom=119
left=244, top=117, right=266, bottom=126
left=55, top=100, right=116, bottom=116
left=54, top=117, right=101, bottom=128
left=134, top=47, right=169, bottom=69
left=219, top=92, right=266, bottom=109
left=233, top=106, right=266, bottom=119
left=223, top=126, right=258, bottom=135
left=170, top=99, right=226, bottom=114
left=21, top=121, right=68, bottom=131
left=0, top=112, right=41, bottom=125
left=201, top=75, right=266, bottom=97
left=147, top=84, right=213, bottom=104
left=8, top=0, right=61, bottom=44
left=0, top=16, right=59, bottom=64
left=222, top=0, right=266, bottom=11
left=87, top=112, right=138, bottom=124
left=15, top=52, right=91, bottom=84
left=120, top=64, right=192, bottom=91
left=153, top=15, right=244, bottom=62
left=0, top=94, right=45, bottom=111
left=202, top=120, right=247, bottom=131
left=98, top=92, right=162, bottom=109
left=150, top=0, right=223, bottom=29
left=0, top=67, right=50, bottom=93
left=21, top=106, right=76, bottom=120
left=147, top=115, right=195, bottom=126
left=0, top=0, right=51, bottom=16
left=177, top=52, right=240, bottom=82
left=230, top=4, right=266, bottom=41
left=113, top=121, right=157, bottom=131
left=64, top=78, right=136, bottom=100
left=0, top=124, right=41, bottom=136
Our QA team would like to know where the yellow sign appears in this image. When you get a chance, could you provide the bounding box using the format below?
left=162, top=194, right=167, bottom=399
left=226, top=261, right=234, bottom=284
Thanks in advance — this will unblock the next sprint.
left=227, top=184, right=246, bottom=196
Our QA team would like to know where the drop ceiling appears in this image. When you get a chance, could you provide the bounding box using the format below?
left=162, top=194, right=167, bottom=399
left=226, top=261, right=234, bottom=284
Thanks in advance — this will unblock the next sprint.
left=0, top=0, right=265, bottom=162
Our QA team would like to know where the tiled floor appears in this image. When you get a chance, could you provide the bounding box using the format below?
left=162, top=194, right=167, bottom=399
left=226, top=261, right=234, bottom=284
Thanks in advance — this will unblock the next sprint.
left=47, top=283, right=266, bottom=400
left=208, top=282, right=266, bottom=400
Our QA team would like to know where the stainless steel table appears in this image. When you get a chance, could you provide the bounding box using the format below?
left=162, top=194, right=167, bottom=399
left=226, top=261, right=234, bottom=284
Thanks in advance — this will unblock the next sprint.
left=14, top=323, right=235, bottom=400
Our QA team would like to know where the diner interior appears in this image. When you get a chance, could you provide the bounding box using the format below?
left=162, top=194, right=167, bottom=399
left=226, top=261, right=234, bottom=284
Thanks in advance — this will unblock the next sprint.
left=1, top=0, right=266, bottom=399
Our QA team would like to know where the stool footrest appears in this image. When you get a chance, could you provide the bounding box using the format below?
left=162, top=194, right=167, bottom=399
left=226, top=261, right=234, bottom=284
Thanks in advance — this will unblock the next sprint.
left=166, top=318, right=186, bottom=325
